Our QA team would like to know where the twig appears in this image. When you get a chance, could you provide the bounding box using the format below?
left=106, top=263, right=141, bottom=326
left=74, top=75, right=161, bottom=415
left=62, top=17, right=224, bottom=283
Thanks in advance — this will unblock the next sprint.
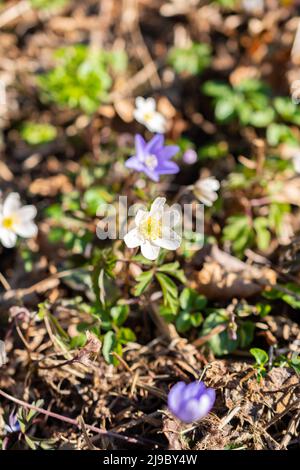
left=0, top=389, right=147, bottom=446
left=0, top=0, right=31, bottom=28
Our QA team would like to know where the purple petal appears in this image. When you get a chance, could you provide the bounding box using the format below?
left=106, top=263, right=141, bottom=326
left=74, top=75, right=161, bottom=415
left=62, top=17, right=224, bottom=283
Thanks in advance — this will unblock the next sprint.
left=168, top=382, right=186, bottom=414
left=176, top=398, right=202, bottom=423
left=156, top=160, right=180, bottom=175
left=157, top=145, right=179, bottom=160
left=194, top=388, right=216, bottom=421
left=182, top=381, right=206, bottom=401
left=143, top=166, right=160, bottom=182
left=135, top=134, right=146, bottom=159
left=125, top=155, right=143, bottom=171
left=145, top=134, right=164, bottom=154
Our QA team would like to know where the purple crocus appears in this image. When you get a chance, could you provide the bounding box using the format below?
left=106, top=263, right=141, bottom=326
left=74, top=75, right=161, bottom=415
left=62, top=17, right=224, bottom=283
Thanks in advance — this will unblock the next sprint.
left=125, top=134, right=180, bottom=182
left=168, top=381, right=216, bottom=423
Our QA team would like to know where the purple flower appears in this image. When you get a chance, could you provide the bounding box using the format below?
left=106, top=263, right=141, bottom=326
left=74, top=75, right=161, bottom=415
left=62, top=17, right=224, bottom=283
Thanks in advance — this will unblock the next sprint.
left=5, top=412, right=21, bottom=433
left=168, top=381, right=216, bottom=423
left=183, top=149, right=197, bottom=165
left=125, top=134, right=180, bottom=182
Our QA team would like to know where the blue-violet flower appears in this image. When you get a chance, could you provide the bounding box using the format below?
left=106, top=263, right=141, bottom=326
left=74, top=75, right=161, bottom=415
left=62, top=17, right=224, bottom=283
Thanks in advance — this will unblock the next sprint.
left=168, top=380, right=216, bottom=423
left=125, top=134, right=180, bottom=182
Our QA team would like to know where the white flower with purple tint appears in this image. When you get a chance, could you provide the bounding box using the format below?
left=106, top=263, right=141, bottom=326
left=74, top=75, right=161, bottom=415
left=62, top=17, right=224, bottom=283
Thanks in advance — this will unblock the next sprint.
left=133, top=97, right=167, bottom=133
left=192, top=177, right=220, bottom=207
left=0, top=193, right=37, bottom=248
left=124, top=197, right=181, bottom=260
left=168, top=381, right=216, bottom=424
left=183, top=149, right=197, bottom=165
left=125, top=134, right=180, bottom=182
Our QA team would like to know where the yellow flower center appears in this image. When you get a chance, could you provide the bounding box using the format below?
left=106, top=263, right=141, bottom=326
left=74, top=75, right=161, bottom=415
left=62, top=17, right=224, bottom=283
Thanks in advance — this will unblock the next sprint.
left=2, top=216, right=15, bottom=230
left=139, top=216, right=162, bottom=240
left=143, top=111, right=154, bottom=123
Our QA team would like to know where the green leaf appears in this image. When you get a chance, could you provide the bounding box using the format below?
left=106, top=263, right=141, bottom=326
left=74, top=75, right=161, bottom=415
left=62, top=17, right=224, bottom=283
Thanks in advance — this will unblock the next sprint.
left=133, top=270, right=154, bottom=296
left=215, top=99, right=235, bottom=121
left=179, top=287, right=207, bottom=311
left=249, top=108, right=275, bottom=127
left=253, top=217, right=271, bottom=251
left=202, top=81, right=232, bottom=98
left=102, top=331, right=117, bottom=365
left=200, top=310, right=238, bottom=356
left=168, top=42, right=212, bottom=75
left=20, top=122, right=57, bottom=145
left=250, top=348, right=269, bottom=366
left=111, top=304, right=129, bottom=327
left=156, top=272, right=179, bottom=314
left=118, top=327, right=136, bottom=344
left=176, top=311, right=192, bottom=333
left=83, top=186, right=113, bottom=216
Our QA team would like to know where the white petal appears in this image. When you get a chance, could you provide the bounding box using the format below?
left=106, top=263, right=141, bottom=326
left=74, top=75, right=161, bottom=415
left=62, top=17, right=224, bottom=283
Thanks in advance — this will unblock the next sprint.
left=147, top=113, right=166, bottom=133
left=133, top=108, right=147, bottom=125
left=150, top=197, right=166, bottom=216
left=17, top=205, right=37, bottom=222
left=144, top=97, right=156, bottom=112
left=154, top=228, right=181, bottom=250
left=135, top=209, right=148, bottom=226
left=3, top=193, right=21, bottom=217
left=163, top=209, right=181, bottom=228
left=124, top=228, right=142, bottom=248
left=141, top=240, right=160, bottom=260
left=201, top=177, right=220, bottom=191
left=293, top=155, right=300, bottom=173
left=15, top=221, right=38, bottom=238
left=135, top=96, right=146, bottom=109
left=0, top=228, right=17, bottom=248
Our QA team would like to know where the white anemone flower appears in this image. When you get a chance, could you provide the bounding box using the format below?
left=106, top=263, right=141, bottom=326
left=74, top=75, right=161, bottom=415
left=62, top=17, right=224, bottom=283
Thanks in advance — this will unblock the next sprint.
left=192, top=177, right=220, bottom=207
left=133, top=97, right=167, bottom=134
left=0, top=193, right=37, bottom=248
left=124, top=197, right=181, bottom=260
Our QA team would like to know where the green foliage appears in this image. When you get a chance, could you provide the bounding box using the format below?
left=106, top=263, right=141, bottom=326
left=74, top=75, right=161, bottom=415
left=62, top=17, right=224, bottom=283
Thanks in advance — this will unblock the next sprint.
left=38, top=45, right=127, bottom=114
left=175, top=288, right=206, bottom=333
left=266, top=123, right=297, bottom=146
left=7, top=400, right=56, bottom=449
left=263, top=283, right=300, bottom=309
left=223, top=215, right=254, bottom=256
left=168, top=42, right=212, bottom=76
left=83, top=186, right=113, bottom=216
left=223, top=202, right=289, bottom=256
left=30, top=0, right=68, bottom=10
left=98, top=303, right=136, bottom=366
left=273, top=97, right=300, bottom=125
left=133, top=261, right=186, bottom=314
left=200, top=309, right=255, bottom=356
left=250, top=348, right=268, bottom=382
left=20, top=122, right=57, bottom=145
left=198, top=141, right=228, bottom=160
left=203, top=79, right=275, bottom=127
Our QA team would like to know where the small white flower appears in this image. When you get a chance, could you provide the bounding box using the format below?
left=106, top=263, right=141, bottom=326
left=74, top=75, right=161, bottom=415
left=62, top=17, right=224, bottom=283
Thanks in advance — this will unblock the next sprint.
left=242, top=0, right=264, bottom=13
left=124, top=197, right=181, bottom=260
left=0, top=193, right=37, bottom=248
left=133, top=97, right=167, bottom=134
left=293, top=152, right=300, bottom=173
left=192, top=177, right=220, bottom=207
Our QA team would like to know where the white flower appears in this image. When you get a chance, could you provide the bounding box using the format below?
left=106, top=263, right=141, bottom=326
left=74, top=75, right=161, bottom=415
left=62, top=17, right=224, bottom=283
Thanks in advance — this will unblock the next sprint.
left=192, top=177, right=220, bottom=207
left=133, top=97, right=167, bottom=134
left=0, top=193, right=37, bottom=248
left=124, top=197, right=181, bottom=260
left=242, top=0, right=264, bottom=13
left=293, top=152, right=300, bottom=173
